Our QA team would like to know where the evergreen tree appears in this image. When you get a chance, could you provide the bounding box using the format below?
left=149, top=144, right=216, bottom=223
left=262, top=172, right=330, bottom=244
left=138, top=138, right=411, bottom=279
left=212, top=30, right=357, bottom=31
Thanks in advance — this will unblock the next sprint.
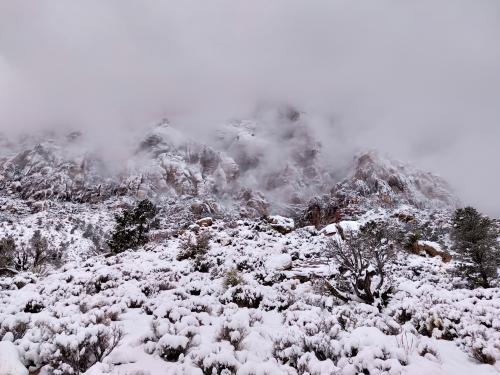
left=0, top=236, right=16, bottom=269
left=451, top=207, right=499, bottom=288
left=29, top=229, right=50, bottom=270
left=108, top=199, right=157, bottom=254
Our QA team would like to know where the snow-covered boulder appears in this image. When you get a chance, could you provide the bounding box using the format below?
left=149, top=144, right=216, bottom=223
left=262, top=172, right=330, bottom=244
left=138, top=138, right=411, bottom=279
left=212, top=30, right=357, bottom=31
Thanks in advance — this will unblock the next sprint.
left=266, top=253, right=293, bottom=271
left=337, top=220, right=361, bottom=234
left=266, top=215, right=294, bottom=234
left=319, top=223, right=338, bottom=236
left=0, top=341, right=28, bottom=375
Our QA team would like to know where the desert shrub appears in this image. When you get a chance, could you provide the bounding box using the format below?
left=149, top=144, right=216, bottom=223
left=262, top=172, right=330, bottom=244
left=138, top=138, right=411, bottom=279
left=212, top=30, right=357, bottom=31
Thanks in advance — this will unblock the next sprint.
left=323, top=221, right=396, bottom=307
left=36, top=320, right=123, bottom=374
left=451, top=207, right=499, bottom=288
left=417, top=343, right=440, bottom=361
left=4, top=230, right=59, bottom=272
left=177, top=231, right=211, bottom=261
left=470, top=332, right=497, bottom=365
left=191, top=342, right=239, bottom=374
left=273, top=311, right=341, bottom=370
left=24, top=298, right=45, bottom=313
left=216, top=316, right=248, bottom=351
left=403, top=231, right=422, bottom=253
left=220, top=284, right=263, bottom=309
left=471, top=345, right=496, bottom=365
left=144, top=318, right=198, bottom=362
left=261, top=283, right=297, bottom=312
left=108, top=199, right=157, bottom=254
left=223, top=269, right=243, bottom=289
left=0, top=313, right=30, bottom=340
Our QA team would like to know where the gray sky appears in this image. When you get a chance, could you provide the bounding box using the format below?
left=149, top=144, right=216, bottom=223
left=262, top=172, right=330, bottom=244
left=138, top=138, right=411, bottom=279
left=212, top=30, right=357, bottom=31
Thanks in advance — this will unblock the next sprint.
left=0, top=1, right=499, bottom=215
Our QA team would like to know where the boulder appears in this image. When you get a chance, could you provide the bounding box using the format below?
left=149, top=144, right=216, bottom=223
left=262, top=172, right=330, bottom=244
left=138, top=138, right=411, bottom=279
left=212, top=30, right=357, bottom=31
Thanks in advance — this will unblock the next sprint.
left=196, top=217, right=213, bottom=227
left=319, top=224, right=338, bottom=236
left=266, top=215, right=294, bottom=234
left=266, top=254, right=293, bottom=271
left=415, top=241, right=452, bottom=263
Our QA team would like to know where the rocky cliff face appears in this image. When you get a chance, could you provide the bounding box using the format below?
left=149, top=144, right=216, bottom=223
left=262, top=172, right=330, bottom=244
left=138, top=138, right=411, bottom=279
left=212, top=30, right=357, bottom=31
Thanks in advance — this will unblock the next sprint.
left=299, top=151, right=459, bottom=227
left=0, top=115, right=459, bottom=222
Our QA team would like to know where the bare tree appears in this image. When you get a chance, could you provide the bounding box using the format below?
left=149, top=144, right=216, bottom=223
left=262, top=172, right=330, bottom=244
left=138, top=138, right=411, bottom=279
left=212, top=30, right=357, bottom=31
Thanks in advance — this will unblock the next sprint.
left=323, top=221, right=396, bottom=306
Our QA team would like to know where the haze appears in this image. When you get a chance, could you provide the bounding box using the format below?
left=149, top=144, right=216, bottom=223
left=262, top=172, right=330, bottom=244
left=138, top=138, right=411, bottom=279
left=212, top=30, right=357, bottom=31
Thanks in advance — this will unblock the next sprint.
left=0, top=0, right=499, bottom=215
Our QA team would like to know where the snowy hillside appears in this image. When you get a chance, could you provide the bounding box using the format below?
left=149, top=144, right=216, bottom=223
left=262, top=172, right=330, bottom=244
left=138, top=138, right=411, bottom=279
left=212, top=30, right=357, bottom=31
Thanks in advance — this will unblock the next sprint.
left=0, top=124, right=498, bottom=375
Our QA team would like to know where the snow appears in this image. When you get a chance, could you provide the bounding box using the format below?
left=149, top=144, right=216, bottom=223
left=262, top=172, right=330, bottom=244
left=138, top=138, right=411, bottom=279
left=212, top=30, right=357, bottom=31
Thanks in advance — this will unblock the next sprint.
left=337, top=220, right=361, bottom=233
left=320, top=223, right=338, bottom=235
left=0, top=198, right=498, bottom=374
left=265, top=253, right=292, bottom=271
left=0, top=341, right=28, bottom=375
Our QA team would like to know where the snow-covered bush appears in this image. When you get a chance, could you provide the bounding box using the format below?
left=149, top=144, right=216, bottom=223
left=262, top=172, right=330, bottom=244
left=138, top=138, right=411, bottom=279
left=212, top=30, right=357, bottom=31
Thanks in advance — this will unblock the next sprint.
left=216, top=315, right=248, bottom=351
left=190, top=342, right=240, bottom=374
left=220, top=284, right=263, bottom=309
left=177, top=231, right=211, bottom=261
left=0, top=313, right=30, bottom=340
left=143, top=316, right=200, bottom=362
left=323, top=221, right=396, bottom=307
left=23, top=319, right=123, bottom=374
left=222, top=269, right=244, bottom=289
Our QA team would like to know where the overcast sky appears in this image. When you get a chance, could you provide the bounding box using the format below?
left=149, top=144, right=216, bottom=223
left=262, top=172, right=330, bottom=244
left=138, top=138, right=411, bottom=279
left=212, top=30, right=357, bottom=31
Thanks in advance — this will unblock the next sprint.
left=0, top=1, right=499, bottom=215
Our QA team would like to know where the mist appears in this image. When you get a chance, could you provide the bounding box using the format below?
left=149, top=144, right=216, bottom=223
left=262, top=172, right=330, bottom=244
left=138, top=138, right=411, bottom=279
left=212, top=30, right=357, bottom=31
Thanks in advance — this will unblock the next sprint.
left=0, top=0, right=499, bottom=215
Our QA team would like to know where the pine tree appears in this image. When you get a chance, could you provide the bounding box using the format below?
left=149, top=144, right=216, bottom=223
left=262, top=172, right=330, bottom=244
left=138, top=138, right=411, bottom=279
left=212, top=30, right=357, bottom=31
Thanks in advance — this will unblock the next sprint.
left=108, top=199, right=157, bottom=254
left=0, top=236, right=16, bottom=269
left=451, top=207, right=499, bottom=288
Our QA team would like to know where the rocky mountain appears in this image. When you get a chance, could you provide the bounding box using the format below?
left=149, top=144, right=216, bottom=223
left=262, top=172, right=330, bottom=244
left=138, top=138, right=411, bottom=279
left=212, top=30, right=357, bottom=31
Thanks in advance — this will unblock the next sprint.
left=0, top=117, right=499, bottom=375
left=0, top=113, right=458, bottom=226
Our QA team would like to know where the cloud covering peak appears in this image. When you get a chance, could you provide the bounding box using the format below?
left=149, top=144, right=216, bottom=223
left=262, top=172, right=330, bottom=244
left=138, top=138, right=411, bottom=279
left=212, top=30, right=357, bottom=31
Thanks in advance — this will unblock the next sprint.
left=1, top=0, right=499, bottom=214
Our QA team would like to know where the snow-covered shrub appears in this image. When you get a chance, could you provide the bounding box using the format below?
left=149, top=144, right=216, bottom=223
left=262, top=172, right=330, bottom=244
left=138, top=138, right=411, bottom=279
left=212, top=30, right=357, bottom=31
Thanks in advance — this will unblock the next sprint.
left=220, top=284, right=263, bottom=309
left=144, top=317, right=199, bottom=362
left=85, top=270, right=120, bottom=294
left=29, top=319, right=123, bottom=374
left=323, top=221, right=396, bottom=307
left=216, top=316, right=248, bottom=351
left=157, top=333, right=190, bottom=361
left=190, top=342, right=240, bottom=374
left=417, top=342, right=440, bottom=362
left=253, top=268, right=286, bottom=286
left=222, top=269, right=243, bottom=289
left=177, top=231, right=211, bottom=261
left=0, top=236, right=16, bottom=269
left=0, top=313, right=30, bottom=340
left=470, top=332, right=497, bottom=365
left=261, top=282, right=296, bottom=312
left=388, top=287, right=500, bottom=364
left=273, top=308, right=341, bottom=370
left=23, top=298, right=44, bottom=313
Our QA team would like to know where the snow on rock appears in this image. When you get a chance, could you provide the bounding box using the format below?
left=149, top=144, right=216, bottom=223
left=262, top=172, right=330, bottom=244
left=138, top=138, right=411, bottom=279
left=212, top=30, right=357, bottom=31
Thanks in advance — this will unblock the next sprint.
left=320, top=223, right=338, bottom=236
left=0, top=341, right=28, bottom=375
left=337, top=220, right=361, bottom=234
left=266, top=215, right=295, bottom=234
left=265, top=254, right=292, bottom=271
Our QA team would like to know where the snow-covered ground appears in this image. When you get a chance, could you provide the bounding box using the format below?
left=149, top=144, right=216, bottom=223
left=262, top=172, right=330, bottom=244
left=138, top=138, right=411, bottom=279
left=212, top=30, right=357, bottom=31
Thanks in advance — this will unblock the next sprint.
left=0, top=202, right=498, bottom=375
